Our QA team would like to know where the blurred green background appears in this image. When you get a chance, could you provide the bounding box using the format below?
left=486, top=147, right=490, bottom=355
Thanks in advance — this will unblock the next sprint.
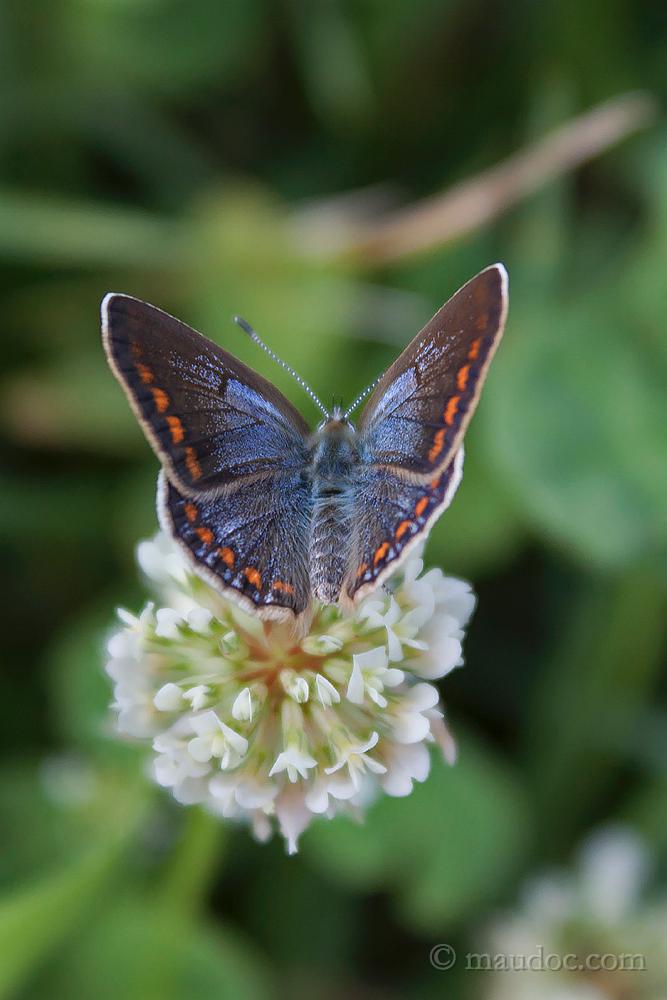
left=1, top=1, right=666, bottom=998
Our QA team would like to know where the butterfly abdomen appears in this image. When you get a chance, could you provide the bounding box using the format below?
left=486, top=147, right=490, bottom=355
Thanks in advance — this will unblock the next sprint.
left=309, top=487, right=354, bottom=604
left=308, top=419, right=358, bottom=604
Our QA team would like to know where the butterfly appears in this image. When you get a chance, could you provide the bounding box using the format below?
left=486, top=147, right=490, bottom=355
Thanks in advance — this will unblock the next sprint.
left=102, top=263, right=508, bottom=629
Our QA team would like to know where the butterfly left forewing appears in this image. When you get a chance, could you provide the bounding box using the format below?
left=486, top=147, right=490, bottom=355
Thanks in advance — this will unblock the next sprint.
left=357, top=264, right=508, bottom=481
left=102, top=294, right=311, bottom=498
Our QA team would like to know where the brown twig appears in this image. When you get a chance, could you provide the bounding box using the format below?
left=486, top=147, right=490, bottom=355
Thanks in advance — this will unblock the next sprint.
left=301, top=92, right=656, bottom=267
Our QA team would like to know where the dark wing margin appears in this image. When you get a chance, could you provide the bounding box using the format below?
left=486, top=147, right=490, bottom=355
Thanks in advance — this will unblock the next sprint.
left=345, top=448, right=464, bottom=604
left=158, top=471, right=312, bottom=621
left=102, top=294, right=311, bottom=497
left=357, top=264, right=508, bottom=482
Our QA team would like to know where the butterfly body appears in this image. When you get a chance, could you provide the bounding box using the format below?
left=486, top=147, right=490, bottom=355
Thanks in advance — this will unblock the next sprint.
left=102, top=264, right=508, bottom=629
left=307, top=416, right=360, bottom=604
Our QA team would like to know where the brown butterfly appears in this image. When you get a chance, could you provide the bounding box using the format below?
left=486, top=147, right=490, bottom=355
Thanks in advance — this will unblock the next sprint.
left=102, top=264, right=508, bottom=627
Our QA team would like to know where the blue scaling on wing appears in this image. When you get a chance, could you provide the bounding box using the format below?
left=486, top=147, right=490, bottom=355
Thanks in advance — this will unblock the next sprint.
left=102, top=294, right=311, bottom=497
left=357, top=266, right=507, bottom=481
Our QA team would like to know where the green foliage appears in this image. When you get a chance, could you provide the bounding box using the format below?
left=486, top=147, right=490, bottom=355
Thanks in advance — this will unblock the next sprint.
left=306, top=735, right=530, bottom=931
left=485, top=277, right=667, bottom=571
left=0, top=770, right=145, bottom=998
left=0, top=843, right=125, bottom=999
left=41, top=897, right=270, bottom=1000
left=1, top=1, right=666, bottom=996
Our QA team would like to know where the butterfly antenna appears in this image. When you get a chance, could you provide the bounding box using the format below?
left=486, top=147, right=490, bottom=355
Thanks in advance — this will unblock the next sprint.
left=343, top=375, right=381, bottom=419
left=233, top=316, right=330, bottom=418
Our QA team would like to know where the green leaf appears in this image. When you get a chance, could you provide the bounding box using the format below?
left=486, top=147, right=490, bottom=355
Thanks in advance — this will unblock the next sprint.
left=242, top=840, right=360, bottom=973
left=0, top=472, right=108, bottom=546
left=0, top=761, right=145, bottom=887
left=0, top=190, right=186, bottom=267
left=427, top=433, right=524, bottom=577
left=305, top=734, right=530, bottom=931
left=0, top=798, right=141, bottom=999
left=483, top=288, right=667, bottom=570
left=42, top=897, right=271, bottom=1000
left=66, top=0, right=266, bottom=98
left=624, top=769, right=667, bottom=861
left=524, top=570, right=666, bottom=849
left=2, top=354, right=144, bottom=452
left=285, top=0, right=375, bottom=130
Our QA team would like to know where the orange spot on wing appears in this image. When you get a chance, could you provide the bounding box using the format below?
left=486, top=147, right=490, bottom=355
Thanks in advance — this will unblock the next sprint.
left=185, top=447, right=202, bottom=480
left=444, top=395, right=460, bottom=426
left=468, top=337, right=482, bottom=360
left=196, top=526, right=214, bottom=545
left=218, top=546, right=234, bottom=567
left=272, top=579, right=294, bottom=595
left=415, top=496, right=429, bottom=518
left=395, top=519, right=412, bottom=540
left=244, top=567, right=262, bottom=590
left=151, top=387, right=169, bottom=413
left=130, top=342, right=142, bottom=359
left=136, top=362, right=154, bottom=384
left=184, top=502, right=198, bottom=523
left=475, top=312, right=489, bottom=331
left=373, top=541, right=390, bottom=565
left=166, top=415, right=184, bottom=443
left=356, top=562, right=368, bottom=578
left=430, top=476, right=441, bottom=490
left=428, top=428, right=446, bottom=463
left=456, top=363, right=470, bottom=391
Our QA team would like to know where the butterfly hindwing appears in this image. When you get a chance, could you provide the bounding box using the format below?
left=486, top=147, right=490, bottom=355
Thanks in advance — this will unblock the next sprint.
left=158, top=471, right=312, bottom=618
left=345, top=449, right=464, bottom=603
left=102, top=294, right=310, bottom=497
left=357, top=264, right=507, bottom=480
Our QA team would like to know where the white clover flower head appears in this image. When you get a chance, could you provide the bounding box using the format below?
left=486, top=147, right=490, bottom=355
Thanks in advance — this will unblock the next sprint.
left=104, top=532, right=475, bottom=853
left=482, top=825, right=667, bottom=1000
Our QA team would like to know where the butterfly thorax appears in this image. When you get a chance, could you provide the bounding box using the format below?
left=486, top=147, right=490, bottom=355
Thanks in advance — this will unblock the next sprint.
left=307, top=418, right=359, bottom=604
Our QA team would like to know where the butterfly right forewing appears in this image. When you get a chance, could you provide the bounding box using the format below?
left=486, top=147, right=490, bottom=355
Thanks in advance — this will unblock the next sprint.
left=343, top=264, right=509, bottom=604
left=357, top=264, right=508, bottom=482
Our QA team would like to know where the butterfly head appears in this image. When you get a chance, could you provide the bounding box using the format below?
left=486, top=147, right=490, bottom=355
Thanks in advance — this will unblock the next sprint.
left=316, top=405, right=355, bottom=435
left=312, top=412, right=358, bottom=480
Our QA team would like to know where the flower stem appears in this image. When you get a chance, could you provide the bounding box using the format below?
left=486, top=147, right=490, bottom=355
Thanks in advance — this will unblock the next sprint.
left=159, top=808, right=225, bottom=917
